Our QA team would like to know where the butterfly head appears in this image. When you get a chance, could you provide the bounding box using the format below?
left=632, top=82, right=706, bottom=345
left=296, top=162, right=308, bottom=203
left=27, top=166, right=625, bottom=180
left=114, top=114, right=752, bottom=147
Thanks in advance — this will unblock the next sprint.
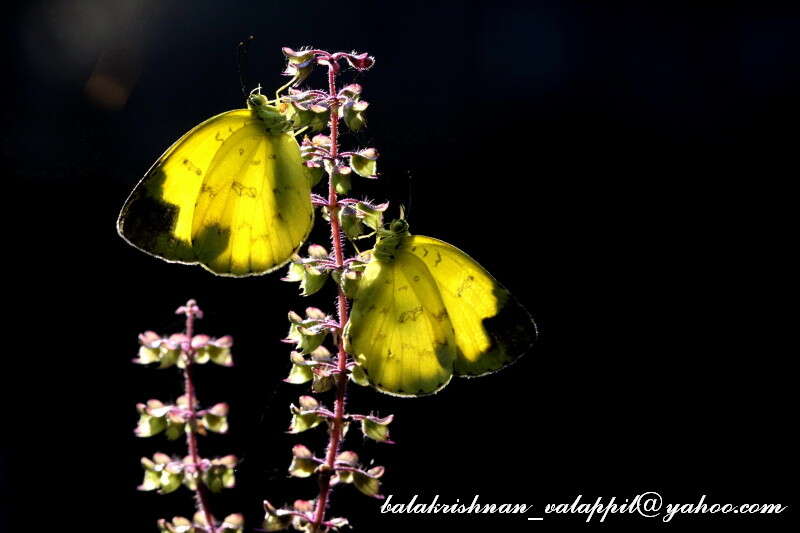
left=373, top=218, right=410, bottom=262
left=247, top=89, right=292, bottom=135
left=387, top=219, right=409, bottom=234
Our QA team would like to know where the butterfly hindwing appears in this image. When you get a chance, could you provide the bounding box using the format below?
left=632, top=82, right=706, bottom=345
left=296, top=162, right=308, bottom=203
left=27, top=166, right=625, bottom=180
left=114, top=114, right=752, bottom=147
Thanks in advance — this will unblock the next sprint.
left=346, top=252, right=456, bottom=396
left=403, top=235, right=536, bottom=377
left=191, top=122, right=313, bottom=275
left=117, top=108, right=313, bottom=276
left=346, top=225, right=536, bottom=397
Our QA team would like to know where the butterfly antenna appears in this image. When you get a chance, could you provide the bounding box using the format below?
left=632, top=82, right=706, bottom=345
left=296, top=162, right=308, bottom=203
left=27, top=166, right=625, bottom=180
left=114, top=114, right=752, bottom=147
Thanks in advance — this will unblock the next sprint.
left=237, top=35, right=255, bottom=98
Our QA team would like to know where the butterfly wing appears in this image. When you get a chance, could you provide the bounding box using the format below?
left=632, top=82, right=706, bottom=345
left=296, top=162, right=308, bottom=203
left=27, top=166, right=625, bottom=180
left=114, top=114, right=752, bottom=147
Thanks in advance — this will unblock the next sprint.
left=189, top=122, right=313, bottom=275
left=118, top=110, right=252, bottom=264
left=403, top=235, right=536, bottom=377
left=117, top=109, right=313, bottom=276
left=345, top=252, right=456, bottom=396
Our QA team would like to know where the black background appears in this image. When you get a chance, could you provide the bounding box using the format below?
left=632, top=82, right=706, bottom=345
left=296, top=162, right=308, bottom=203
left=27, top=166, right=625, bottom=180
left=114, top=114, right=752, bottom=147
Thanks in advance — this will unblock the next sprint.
left=2, top=1, right=796, bottom=532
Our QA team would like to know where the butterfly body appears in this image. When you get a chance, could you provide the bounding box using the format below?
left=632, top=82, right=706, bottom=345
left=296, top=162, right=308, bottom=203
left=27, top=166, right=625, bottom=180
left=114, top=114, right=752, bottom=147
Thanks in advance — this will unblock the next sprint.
left=345, top=220, right=537, bottom=396
left=118, top=95, right=313, bottom=276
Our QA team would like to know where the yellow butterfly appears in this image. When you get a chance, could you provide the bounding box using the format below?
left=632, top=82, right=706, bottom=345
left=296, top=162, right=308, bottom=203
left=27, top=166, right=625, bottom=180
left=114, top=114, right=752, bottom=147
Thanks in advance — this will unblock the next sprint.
left=345, top=219, right=537, bottom=396
left=117, top=92, right=313, bottom=276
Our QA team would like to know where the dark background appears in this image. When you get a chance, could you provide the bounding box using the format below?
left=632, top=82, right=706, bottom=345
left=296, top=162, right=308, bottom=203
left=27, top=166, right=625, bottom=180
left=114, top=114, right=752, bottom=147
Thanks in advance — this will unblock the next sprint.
left=2, top=1, right=796, bottom=531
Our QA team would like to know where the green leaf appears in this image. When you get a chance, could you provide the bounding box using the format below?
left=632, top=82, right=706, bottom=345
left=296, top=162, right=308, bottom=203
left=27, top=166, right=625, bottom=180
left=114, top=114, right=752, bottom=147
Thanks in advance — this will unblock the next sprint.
left=306, top=244, right=326, bottom=259
left=342, top=99, right=369, bottom=131
left=336, top=451, right=359, bottom=467
left=288, top=396, right=323, bottom=433
left=312, top=372, right=334, bottom=393
left=288, top=444, right=318, bottom=478
left=139, top=453, right=187, bottom=493
left=285, top=363, right=313, bottom=384
left=138, top=468, right=161, bottom=491
left=263, top=500, right=295, bottom=532
left=164, top=421, right=186, bottom=441
left=355, top=201, right=389, bottom=231
left=153, top=452, right=172, bottom=464
left=333, top=267, right=361, bottom=299
left=307, top=163, right=325, bottom=187
left=282, top=258, right=305, bottom=283
left=310, top=345, right=332, bottom=362
left=204, top=336, right=234, bottom=367
left=301, top=267, right=329, bottom=297
left=299, top=329, right=326, bottom=353
left=203, top=456, right=237, bottom=493
left=350, top=364, right=370, bottom=386
left=159, top=346, right=181, bottom=368
left=333, top=171, right=351, bottom=195
left=285, top=308, right=330, bottom=354
left=285, top=351, right=314, bottom=384
left=311, top=134, right=331, bottom=149
left=350, top=148, right=378, bottom=178
left=157, top=517, right=195, bottom=533
left=220, top=513, right=245, bottom=533
left=291, top=104, right=330, bottom=133
left=223, top=467, right=236, bottom=489
left=201, top=414, right=229, bottom=434
left=135, top=411, right=167, bottom=438
left=134, top=334, right=184, bottom=368
left=338, top=205, right=365, bottom=239
left=338, top=83, right=362, bottom=98
left=159, top=469, right=183, bottom=494
left=134, top=332, right=163, bottom=364
left=135, top=345, right=160, bottom=365
left=284, top=246, right=330, bottom=297
left=282, top=47, right=316, bottom=85
left=361, top=414, right=394, bottom=443
left=332, top=453, right=384, bottom=497
left=353, top=466, right=384, bottom=497
left=204, top=468, right=225, bottom=493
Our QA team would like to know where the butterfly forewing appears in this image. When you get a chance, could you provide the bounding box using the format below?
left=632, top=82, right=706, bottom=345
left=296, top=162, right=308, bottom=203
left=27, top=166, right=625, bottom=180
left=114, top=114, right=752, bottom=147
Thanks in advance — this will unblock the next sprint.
left=346, top=254, right=456, bottom=396
left=118, top=109, right=312, bottom=276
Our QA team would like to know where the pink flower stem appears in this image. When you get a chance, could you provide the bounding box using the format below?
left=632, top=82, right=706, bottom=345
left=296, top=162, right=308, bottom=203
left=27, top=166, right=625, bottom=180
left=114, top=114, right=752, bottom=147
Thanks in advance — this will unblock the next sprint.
left=309, top=58, right=350, bottom=533
left=182, top=304, right=217, bottom=533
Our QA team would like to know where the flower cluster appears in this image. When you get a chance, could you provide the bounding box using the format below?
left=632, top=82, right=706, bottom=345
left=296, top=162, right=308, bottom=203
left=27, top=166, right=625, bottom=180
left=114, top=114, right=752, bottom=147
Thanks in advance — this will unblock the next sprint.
left=157, top=514, right=243, bottom=533
left=134, top=331, right=233, bottom=368
left=262, top=49, right=394, bottom=533
left=135, top=397, right=229, bottom=440
left=139, top=453, right=237, bottom=494
left=134, top=300, right=242, bottom=533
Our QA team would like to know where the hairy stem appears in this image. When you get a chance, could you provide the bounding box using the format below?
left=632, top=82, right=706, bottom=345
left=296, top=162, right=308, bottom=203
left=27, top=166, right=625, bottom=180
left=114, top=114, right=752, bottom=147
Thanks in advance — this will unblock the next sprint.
left=310, top=59, right=350, bottom=533
left=183, top=308, right=217, bottom=532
